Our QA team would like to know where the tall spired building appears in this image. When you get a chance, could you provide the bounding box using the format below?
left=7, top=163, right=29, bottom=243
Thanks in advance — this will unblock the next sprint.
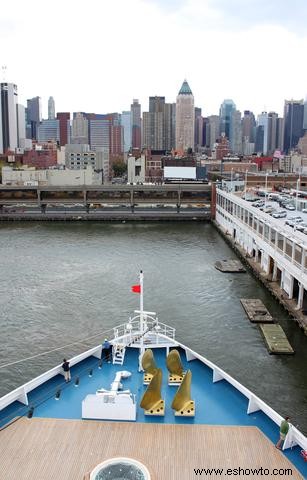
left=175, top=80, right=194, bottom=152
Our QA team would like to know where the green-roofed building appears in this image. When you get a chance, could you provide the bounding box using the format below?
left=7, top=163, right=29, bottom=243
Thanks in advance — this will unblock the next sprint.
left=176, top=80, right=195, bottom=152
left=178, top=80, right=193, bottom=96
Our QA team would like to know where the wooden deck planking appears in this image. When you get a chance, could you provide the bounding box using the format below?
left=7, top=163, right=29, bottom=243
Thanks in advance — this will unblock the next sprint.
left=0, top=418, right=303, bottom=480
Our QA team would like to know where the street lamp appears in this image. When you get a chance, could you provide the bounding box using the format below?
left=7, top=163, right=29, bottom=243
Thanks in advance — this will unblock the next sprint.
left=296, top=176, right=300, bottom=212
left=231, top=168, right=233, bottom=192
left=244, top=169, right=248, bottom=199
left=265, top=173, right=268, bottom=208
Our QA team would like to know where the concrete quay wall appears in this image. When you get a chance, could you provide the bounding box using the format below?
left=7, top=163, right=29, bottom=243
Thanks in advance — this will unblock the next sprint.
left=213, top=220, right=307, bottom=335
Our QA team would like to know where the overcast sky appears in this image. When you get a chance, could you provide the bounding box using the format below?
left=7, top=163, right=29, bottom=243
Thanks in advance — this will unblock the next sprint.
left=2, top=0, right=307, bottom=118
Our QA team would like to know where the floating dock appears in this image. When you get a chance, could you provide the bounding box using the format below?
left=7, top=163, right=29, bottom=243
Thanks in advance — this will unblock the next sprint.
left=240, top=299, right=274, bottom=323
left=215, top=260, right=246, bottom=273
left=259, top=324, right=294, bottom=354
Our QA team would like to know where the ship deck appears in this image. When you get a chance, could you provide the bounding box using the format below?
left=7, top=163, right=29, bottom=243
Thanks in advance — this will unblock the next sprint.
left=1, top=347, right=307, bottom=478
left=0, top=418, right=303, bottom=479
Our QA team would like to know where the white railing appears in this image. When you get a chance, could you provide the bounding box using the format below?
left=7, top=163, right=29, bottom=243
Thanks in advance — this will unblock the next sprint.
left=178, top=340, right=307, bottom=452
left=0, top=344, right=102, bottom=412
left=0, top=321, right=175, bottom=413
left=112, top=319, right=176, bottom=345
left=1, top=328, right=306, bottom=453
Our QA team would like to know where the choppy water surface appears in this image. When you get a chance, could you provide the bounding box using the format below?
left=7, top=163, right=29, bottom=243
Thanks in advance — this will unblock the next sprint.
left=0, top=222, right=306, bottom=433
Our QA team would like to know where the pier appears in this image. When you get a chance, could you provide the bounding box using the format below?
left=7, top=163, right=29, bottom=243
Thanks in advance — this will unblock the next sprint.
left=214, top=188, right=307, bottom=335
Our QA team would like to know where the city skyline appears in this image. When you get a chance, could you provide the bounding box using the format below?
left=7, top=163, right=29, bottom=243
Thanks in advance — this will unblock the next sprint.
left=2, top=0, right=307, bottom=117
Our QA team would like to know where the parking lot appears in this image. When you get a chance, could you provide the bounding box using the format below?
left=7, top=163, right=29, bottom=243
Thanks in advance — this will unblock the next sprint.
left=243, top=190, right=307, bottom=239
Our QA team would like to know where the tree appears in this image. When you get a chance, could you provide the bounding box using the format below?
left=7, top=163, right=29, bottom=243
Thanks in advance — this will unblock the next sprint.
left=112, top=161, right=127, bottom=177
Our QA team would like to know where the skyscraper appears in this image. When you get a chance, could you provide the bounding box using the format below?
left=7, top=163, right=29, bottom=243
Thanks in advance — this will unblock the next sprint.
left=48, top=96, right=55, bottom=120
left=121, top=111, right=132, bottom=153
left=207, top=115, right=220, bottom=149
left=164, top=102, right=175, bottom=151
left=303, top=98, right=307, bottom=131
left=89, top=118, right=109, bottom=152
left=229, top=110, right=242, bottom=154
left=242, top=110, right=256, bottom=143
left=37, top=119, right=60, bottom=142
left=0, top=83, right=18, bottom=153
left=71, top=112, right=89, bottom=144
left=16, top=104, right=26, bottom=147
left=143, top=96, right=165, bottom=150
left=26, top=96, right=42, bottom=140
left=194, top=107, right=203, bottom=150
left=131, top=99, right=141, bottom=150
left=57, top=112, right=70, bottom=146
left=107, top=113, right=123, bottom=155
left=256, top=112, right=269, bottom=154
left=267, top=112, right=279, bottom=154
left=283, top=99, right=304, bottom=153
left=175, top=80, right=194, bottom=152
left=219, top=99, right=236, bottom=139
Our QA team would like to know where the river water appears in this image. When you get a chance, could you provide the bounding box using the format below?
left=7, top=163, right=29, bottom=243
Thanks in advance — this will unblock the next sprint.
left=0, top=222, right=306, bottom=433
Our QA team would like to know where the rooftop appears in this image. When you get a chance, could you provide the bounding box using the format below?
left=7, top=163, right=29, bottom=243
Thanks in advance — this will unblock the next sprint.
left=178, top=80, right=193, bottom=95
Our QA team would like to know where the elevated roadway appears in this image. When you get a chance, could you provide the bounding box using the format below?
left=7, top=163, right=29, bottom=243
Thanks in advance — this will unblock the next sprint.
left=0, top=184, right=211, bottom=220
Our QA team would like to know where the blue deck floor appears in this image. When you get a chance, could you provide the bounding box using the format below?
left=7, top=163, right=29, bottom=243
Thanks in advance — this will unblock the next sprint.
left=1, top=347, right=306, bottom=477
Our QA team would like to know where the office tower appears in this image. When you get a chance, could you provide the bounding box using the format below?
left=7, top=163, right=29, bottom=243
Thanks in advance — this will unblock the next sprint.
left=229, top=110, right=242, bottom=154
left=256, top=112, right=269, bottom=154
left=303, top=98, right=307, bottom=131
left=242, top=110, right=256, bottom=143
left=131, top=99, right=141, bottom=149
left=175, top=80, right=195, bottom=152
left=202, top=117, right=209, bottom=147
left=143, top=97, right=175, bottom=151
left=48, top=96, right=55, bottom=120
left=57, top=112, right=70, bottom=146
left=194, top=107, right=203, bottom=149
left=0, top=83, right=18, bottom=153
left=89, top=118, right=109, bottom=152
left=121, top=111, right=132, bottom=153
left=164, top=102, right=175, bottom=151
left=283, top=99, right=304, bottom=153
left=219, top=99, right=236, bottom=139
left=16, top=104, right=26, bottom=147
left=106, top=113, right=124, bottom=156
left=37, top=119, right=60, bottom=142
left=143, top=96, right=165, bottom=150
left=267, top=112, right=279, bottom=154
left=71, top=112, right=89, bottom=144
left=26, top=96, right=42, bottom=140
left=277, top=117, right=284, bottom=151
left=207, top=115, right=220, bottom=149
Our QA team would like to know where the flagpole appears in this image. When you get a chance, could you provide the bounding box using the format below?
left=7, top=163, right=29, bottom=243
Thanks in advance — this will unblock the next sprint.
left=139, top=270, right=144, bottom=371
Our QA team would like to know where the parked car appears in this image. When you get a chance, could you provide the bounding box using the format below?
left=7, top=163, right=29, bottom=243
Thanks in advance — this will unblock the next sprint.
left=252, top=201, right=265, bottom=208
left=302, top=208, right=307, bottom=213
left=263, top=207, right=275, bottom=214
left=286, top=217, right=303, bottom=226
left=272, top=211, right=287, bottom=218
left=285, top=204, right=295, bottom=210
left=268, top=193, right=280, bottom=201
left=288, top=215, right=303, bottom=221
left=295, top=222, right=307, bottom=232
left=259, top=203, right=273, bottom=211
